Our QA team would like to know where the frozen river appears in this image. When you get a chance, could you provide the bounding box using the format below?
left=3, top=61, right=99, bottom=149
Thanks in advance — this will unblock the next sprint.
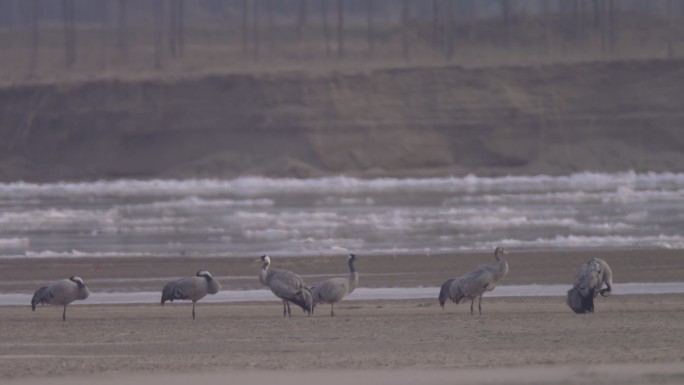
left=1, top=171, right=684, bottom=259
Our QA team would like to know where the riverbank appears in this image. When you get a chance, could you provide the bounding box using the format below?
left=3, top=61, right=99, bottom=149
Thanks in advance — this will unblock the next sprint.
left=2, top=58, right=684, bottom=182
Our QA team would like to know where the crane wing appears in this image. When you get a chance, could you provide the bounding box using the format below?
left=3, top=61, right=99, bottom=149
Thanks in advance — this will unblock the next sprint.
left=457, top=266, right=497, bottom=295
left=574, top=259, right=602, bottom=298
left=161, top=276, right=207, bottom=304
left=310, top=277, right=349, bottom=304
left=267, top=269, right=306, bottom=300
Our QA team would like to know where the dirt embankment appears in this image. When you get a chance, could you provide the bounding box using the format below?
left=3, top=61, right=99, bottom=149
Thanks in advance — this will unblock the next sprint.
left=1, top=59, right=684, bottom=182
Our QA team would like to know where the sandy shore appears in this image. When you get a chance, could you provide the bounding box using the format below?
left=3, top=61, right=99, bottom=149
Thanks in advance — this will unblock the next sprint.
left=2, top=296, right=684, bottom=382
left=2, top=249, right=683, bottom=382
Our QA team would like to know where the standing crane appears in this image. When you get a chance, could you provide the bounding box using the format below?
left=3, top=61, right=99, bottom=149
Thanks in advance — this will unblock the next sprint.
left=258, top=255, right=314, bottom=317
left=31, top=276, right=90, bottom=321
left=310, top=254, right=358, bottom=317
left=567, top=258, right=613, bottom=314
left=161, top=270, right=221, bottom=319
left=438, top=247, right=509, bottom=315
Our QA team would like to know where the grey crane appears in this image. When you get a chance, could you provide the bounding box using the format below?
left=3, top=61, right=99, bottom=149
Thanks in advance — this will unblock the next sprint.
left=310, top=254, right=359, bottom=317
left=438, top=247, right=509, bottom=315
left=31, top=276, right=90, bottom=321
left=567, top=258, right=613, bottom=314
left=257, top=255, right=314, bottom=317
left=161, top=270, right=221, bottom=319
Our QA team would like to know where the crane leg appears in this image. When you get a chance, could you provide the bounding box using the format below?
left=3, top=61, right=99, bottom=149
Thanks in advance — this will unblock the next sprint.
left=192, top=302, right=196, bottom=319
left=470, top=299, right=474, bottom=315
left=287, top=301, right=292, bottom=317
left=478, top=296, right=482, bottom=316
left=62, top=305, right=67, bottom=322
left=330, top=303, right=335, bottom=317
left=282, top=300, right=287, bottom=317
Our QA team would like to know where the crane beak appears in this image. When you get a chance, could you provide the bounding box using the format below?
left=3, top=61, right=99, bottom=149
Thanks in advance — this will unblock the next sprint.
left=502, top=249, right=509, bottom=255
left=253, top=258, right=262, bottom=264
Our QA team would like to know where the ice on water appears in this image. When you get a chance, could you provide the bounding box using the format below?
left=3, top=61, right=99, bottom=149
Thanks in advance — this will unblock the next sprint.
left=1, top=171, right=684, bottom=258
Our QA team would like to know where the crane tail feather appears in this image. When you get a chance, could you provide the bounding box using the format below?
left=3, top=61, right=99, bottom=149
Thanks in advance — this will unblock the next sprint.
left=31, top=286, right=50, bottom=311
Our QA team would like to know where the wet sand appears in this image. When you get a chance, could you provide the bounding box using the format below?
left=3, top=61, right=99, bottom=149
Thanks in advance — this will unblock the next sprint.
left=1, top=249, right=683, bottom=383
left=1, top=249, right=683, bottom=292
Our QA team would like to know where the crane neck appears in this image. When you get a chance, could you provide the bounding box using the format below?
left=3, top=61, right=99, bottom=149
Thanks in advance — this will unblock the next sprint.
left=258, top=263, right=269, bottom=286
left=348, top=258, right=358, bottom=291
left=500, top=259, right=509, bottom=274
left=494, top=249, right=508, bottom=279
left=348, top=257, right=357, bottom=273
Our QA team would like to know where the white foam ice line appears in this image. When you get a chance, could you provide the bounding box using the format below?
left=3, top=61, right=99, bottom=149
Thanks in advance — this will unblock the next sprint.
left=0, top=238, right=29, bottom=249
left=243, top=228, right=303, bottom=241
left=2, top=282, right=683, bottom=306
left=3, top=233, right=681, bottom=259
left=443, top=216, right=633, bottom=232
left=316, top=196, right=375, bottom=206
left=3, top=171, right=684, bottom=197
left=475, top=234, right=684, bottom=250
left=12, top=250, right=162, bottom=259
left=0, top=208, right=214, bottom=234
left=445, top=188, right=684, bottom=205
left=233, top=214, right=343, bottom=234
left=0, top=209, right=117, bottom=231
left=119, top=196, right=274, bottom=210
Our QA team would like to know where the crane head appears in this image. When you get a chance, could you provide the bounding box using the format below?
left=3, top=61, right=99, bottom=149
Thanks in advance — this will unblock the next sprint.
left=255, top=255, right=271, bottom=266
left=69, top=276, right=86, bottom=289
left=196, top=270, right=213, bottom=278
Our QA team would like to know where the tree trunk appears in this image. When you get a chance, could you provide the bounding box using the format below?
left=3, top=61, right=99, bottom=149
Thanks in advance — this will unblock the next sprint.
left=667, top=0, right=674, bottom=58
left=153, top=0, right=164, bottom=69
left=401, top=0, right=410, bottom=62
left=117, top=0, right=128, bottom=65
left=242, top=0, right=248, bottom=55
left=502, top=0, right=512, bottom=49
left=608, top=0, right=616, bottom=54
left=598, top=0, right=609, bottom=54
left=178, top=0, right=185, bottom=57
left=591, top=0, right=600, bottom=29
left=367, top=0, right=374, bottom=58
left=432, top=0, right=439, bottom=50
left=444, top=0, right=453, bottom=60
left=169, top=0, right=178, bottom=57
left=297, top=0, right=307, bottom=40
left=267, top=0, right=274, bottom=51
left=336, top=0, right=344, bottom=59
left=100, top=0, right=108, bottom=69
left=30, top=0, right=40, bottom=74
left=253, top=0, right=260, bottom=61
left=321, top=0, right=331, bottom=58
left=541, top=0, right=550, bottom=56
left=62, top=0, right=76, bottom=68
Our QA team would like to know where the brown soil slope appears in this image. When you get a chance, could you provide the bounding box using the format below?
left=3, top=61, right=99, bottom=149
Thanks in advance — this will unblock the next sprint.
left=1, top=59, right=683, bottom=182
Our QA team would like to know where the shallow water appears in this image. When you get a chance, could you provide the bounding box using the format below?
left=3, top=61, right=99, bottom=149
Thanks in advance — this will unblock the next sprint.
left=4, top=282, right=684, bottom=306
left=1, top=171, right=684, bottom=259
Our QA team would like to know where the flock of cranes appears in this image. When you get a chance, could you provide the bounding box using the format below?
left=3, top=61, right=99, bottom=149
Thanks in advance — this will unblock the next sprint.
left=29, top=248, right=613, bottom=321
